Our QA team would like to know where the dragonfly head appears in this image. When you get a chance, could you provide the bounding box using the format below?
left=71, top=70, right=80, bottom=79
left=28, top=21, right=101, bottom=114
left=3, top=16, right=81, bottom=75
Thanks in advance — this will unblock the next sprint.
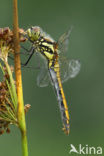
left=26, top=26, right=41, bottom=42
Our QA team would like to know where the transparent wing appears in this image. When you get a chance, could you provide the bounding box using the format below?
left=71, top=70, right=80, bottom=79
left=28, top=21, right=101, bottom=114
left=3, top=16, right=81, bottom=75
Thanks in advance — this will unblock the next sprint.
left=36, top=52, right=50, bottom=87
left=57, top=27, right=73, bottom=54
left=59, top=58, right=81, bottom=83
left=37, top=65, right=50, bottom=87
left=37, top=57, right=81, bottom=87
left=34, top=27, right=80, bottom=88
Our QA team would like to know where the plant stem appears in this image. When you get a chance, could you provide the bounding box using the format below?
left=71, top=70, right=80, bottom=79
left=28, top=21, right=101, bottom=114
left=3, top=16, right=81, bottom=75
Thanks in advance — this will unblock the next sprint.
left=21, top=132, right=28, bottom=156
left=13, top=0, right=28, bottom=156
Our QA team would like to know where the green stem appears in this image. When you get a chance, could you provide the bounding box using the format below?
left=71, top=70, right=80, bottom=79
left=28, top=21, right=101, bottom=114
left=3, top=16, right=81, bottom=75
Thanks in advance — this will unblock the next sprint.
left=13, top=0, right=28, bottom=156
left=21, top=131, right=28, bottom=156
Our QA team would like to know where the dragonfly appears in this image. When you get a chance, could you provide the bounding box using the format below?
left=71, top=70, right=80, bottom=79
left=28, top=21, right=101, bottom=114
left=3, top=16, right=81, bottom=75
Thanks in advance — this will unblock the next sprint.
left=23, top=26, right=81, bottom=135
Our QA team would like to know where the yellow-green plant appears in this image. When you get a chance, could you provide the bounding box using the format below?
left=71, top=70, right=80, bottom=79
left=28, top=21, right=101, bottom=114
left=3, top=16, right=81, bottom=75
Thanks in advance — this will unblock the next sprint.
left=0, top=0, right=29, bottom=156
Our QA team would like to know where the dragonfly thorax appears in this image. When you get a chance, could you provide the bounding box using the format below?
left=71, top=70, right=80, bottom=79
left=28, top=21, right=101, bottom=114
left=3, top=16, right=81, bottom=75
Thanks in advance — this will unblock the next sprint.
left=33, top=37, right=58, bottom=62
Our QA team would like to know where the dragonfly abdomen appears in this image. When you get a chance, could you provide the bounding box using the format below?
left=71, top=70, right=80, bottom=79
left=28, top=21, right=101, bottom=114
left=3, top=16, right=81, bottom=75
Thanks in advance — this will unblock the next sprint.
left=49, top=65, right=70, bottom=135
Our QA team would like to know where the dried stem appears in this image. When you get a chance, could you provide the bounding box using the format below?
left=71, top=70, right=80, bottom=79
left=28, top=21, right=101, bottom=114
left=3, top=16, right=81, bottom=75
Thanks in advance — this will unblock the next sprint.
left=13, top=0, right=28, bottom=156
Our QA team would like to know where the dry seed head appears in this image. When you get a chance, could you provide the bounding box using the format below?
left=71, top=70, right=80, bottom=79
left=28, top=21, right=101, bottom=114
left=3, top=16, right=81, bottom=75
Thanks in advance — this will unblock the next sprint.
left=0, top=65, right=16, bottom=135
left=24, top=104, right=31, bottom=113
left=0, top=27, right=26, bottom=61
left=0, top=120, right=10, bottom=135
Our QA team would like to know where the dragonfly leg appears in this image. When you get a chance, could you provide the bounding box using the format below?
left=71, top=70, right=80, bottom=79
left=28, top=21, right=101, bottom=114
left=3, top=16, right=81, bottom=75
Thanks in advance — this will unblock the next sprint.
left=8, top=47, right=34, bottom=66
left=21, top=47, right=35, bottom=66
left=21, top=46, right=41, bottom=69
left=21, top=45, right=33, bottom=53
left=9, top=47, right=40, bottom=70
left=9, top=55, right=39, bottom=70
left=8, top=46, right=34, bottom=62
left=8, top=55, right=14, bottom=60
left=21, top=65, right=40, bottom=70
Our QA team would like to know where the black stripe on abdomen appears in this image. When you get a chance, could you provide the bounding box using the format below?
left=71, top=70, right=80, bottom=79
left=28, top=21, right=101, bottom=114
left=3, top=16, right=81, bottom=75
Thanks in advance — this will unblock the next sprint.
left=49, top=68, right=69, bottom=134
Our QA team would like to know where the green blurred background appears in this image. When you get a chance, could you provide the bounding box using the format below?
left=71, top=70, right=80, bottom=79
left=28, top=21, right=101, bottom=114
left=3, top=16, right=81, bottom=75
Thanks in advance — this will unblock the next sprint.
left=0, top=0, right=104, bottom=155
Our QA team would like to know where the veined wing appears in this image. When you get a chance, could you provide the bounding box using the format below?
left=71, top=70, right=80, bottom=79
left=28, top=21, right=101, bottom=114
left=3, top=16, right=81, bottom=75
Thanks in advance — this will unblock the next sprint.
left=57, top=27, right=73, bottom=54
left=37, top=65, right=50, bottom=87
left=35, top=52, right=50, bottom=87
left=59, top=58, right=81, bottom=83
left=57, top=27, right=81, bottom=81
left=37, top=57, right=81, bottom=87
